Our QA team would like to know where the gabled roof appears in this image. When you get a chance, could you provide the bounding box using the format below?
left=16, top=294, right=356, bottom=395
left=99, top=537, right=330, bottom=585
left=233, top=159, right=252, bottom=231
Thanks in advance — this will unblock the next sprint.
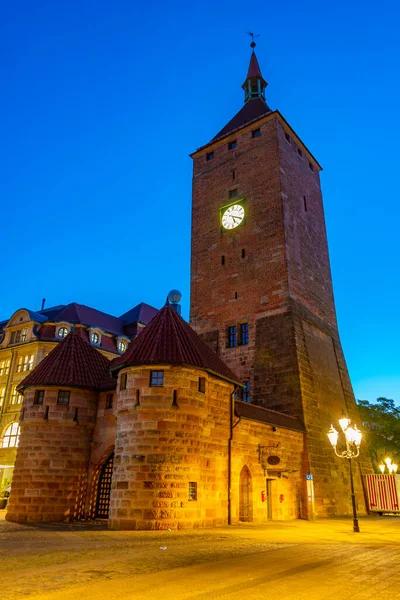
left=111, top=305, right=241, bottom=386
left=211, top=97, right=272, bottom=142
left=18, top=331, right=116, bottom=392
left=119, top=302, right=159, bottom=325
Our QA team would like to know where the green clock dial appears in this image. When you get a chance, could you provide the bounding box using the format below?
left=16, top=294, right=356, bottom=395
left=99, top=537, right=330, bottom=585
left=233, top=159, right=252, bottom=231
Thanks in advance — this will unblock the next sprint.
left=221, top=204, right=245, bottom=230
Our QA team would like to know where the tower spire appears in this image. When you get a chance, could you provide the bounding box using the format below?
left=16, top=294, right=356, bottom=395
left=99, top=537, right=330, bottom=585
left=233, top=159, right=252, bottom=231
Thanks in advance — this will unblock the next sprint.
left=242, top=34, right=267, bottom=103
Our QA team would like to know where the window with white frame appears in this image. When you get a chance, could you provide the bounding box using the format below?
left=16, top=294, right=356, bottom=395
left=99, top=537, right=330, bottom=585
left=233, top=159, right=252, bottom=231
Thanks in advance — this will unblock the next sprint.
left=117, top=340, right=127, bottom=353
left=10, top=328, right=28, bottom=344
left=11, top=386, right=23, bottom=405
left=90, top=331, right=101, bottom=345
left=1, top=422, right=20, bottom=448
left=16, top=355, right=34, bottom=373
left=58, top=327, right=69, bottom=339
left=0, top=359, right=10, bottom=375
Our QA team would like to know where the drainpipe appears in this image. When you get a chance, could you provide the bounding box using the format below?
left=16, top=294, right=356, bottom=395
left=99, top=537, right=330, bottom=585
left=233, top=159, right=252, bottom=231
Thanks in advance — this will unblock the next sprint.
left=228, top=386, right=240, bottom=525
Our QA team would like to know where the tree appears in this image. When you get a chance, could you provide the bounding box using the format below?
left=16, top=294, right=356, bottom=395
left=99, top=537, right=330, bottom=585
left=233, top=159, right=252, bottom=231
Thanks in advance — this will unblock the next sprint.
left=357, top=397, right=400, bottom=472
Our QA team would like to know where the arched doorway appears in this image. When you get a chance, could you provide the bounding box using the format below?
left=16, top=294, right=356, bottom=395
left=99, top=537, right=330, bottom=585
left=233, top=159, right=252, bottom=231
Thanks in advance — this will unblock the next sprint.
left=95, top=453, right=114, bottom=519
left=239, top=465, right=253, bottom=522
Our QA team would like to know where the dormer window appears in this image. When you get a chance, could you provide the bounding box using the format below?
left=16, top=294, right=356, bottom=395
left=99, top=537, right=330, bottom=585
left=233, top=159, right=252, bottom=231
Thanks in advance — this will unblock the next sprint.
left=58, top=327, right=69, bottom=339
left=117, top=340, right=126, bottom=353
left=89, top=328, right=102, bottom=346
left=10, top=329, right=26, bottom=344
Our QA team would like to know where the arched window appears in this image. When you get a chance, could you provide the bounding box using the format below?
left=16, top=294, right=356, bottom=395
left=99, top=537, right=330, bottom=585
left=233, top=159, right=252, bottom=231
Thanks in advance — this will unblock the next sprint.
left=2, top=422, right=20, bottom=448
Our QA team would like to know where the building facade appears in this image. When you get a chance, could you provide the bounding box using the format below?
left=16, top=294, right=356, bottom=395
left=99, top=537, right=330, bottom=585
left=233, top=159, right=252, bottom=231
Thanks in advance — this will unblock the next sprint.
left=2, top=46, right=372, bottom=527
left=0, top=301, right=157, bottom=489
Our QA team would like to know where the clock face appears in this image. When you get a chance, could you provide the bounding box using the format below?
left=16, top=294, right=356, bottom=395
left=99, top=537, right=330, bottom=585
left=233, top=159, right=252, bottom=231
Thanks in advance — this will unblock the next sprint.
left=221, top=204, right=245, bottom=230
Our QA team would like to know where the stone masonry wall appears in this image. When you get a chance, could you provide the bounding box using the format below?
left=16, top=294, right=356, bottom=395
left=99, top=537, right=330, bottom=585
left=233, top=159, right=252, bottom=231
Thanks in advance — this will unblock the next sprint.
left=6, top=386, right=98, bottom=523
left=109, top=365, right=233, bottom=530
left=231, top=409, right=305, bottom=523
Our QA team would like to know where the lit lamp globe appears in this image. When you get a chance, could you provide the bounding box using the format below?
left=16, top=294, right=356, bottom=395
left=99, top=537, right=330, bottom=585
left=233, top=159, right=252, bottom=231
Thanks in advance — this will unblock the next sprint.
left=168, top=290, right=182, bottom=304
left=167, top=290, right=182, bottom=315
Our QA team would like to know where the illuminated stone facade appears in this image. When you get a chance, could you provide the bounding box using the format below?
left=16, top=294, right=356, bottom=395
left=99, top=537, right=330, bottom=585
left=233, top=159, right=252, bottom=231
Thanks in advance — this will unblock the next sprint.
left=2, top=48, right=371, bottom=528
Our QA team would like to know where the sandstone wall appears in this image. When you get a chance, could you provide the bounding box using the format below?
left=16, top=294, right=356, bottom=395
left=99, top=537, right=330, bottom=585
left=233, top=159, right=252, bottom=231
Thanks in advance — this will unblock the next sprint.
left=6, top=386, right=97, bottom=523
left=109, top=365, right=233, bottom=530
left=231, top=411, right=305, bottom=523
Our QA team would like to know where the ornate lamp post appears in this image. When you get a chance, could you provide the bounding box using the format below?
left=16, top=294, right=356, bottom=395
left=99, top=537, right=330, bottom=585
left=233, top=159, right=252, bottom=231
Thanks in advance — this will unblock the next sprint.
left=327, top=418, right=362, bottom=532
left=379, top=458, right=398, bottom=474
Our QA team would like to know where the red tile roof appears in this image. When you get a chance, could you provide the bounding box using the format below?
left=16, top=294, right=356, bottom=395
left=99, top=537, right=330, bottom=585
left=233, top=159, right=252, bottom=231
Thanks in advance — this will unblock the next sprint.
left=18, top=332, right=116, bottom=392
left=111, top=305, right=241, bottom=386
left=211, top=97, right=271, bottom=142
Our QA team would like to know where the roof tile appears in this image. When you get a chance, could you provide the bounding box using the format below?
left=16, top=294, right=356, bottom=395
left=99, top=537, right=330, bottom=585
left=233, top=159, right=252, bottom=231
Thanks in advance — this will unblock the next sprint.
left=111, top=305, right=241, bottom=385
left=18, top=331, right=116, bottom=392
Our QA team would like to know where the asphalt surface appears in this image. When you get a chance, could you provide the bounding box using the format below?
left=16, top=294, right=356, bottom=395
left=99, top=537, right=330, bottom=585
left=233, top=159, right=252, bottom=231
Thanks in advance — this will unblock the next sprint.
left=1, top=511, right=400, bottom=599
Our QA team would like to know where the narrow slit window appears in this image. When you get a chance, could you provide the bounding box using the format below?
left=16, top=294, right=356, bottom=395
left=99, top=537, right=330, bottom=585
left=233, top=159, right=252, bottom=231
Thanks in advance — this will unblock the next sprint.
left=234, top=292, right=238, bottom=299
left=285, top=132, right=291, bottom=144
left=105, top=394, right=113, bottom=409
left=309, top=161, right=314, bottom=171
left=298, top=148, right=303, bottom=158
left=242, top=248, right=245, bottom=258
left=198, top=377, right=206, bottom=393
left=188, top=482, right=197, bottom=501
left=120, top=373, right=127, bottom=391
left=231, top=169, right=236, bottom=180
left=221, top=255, right=225, bottom=266
left=303, top=195, right=308, bottom=212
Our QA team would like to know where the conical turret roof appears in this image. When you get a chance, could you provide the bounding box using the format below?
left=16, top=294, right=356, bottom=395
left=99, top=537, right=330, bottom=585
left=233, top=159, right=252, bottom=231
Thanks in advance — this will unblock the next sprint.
left=111, top=305, right=241, bottom=386
left=18, top=331, right=116, bottom=392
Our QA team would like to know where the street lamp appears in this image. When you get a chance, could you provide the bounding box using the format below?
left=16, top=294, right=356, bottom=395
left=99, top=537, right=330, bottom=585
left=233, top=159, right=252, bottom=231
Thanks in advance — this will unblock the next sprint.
left=379, top=458, right=398, bottom=474
left=327, top=418, right=362, bottom=532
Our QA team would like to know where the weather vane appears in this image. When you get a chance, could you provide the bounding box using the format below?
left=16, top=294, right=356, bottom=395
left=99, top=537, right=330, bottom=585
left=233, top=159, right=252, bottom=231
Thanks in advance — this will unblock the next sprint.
left=247, top=32, right=260, bottom=49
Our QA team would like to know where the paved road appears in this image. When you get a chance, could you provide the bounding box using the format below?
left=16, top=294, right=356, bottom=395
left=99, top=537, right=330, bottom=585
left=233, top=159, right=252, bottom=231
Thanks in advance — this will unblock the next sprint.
left=2, top=512, right=400, bottom=599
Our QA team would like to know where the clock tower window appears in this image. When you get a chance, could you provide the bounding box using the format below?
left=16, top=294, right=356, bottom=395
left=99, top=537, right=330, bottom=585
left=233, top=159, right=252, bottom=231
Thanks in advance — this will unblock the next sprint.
left=227, top=326, right=237, bottom=348
left=240, top=323, right=249, bottom=345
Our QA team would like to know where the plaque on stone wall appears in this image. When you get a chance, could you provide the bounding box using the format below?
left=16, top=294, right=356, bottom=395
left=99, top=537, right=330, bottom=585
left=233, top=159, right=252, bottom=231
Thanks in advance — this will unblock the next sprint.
left=267, top=455, right=281, bottom=466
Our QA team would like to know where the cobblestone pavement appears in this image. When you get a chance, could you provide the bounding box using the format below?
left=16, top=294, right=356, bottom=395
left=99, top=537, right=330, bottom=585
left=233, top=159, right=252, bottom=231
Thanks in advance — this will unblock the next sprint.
left=1, top=511, right=400, bottom=599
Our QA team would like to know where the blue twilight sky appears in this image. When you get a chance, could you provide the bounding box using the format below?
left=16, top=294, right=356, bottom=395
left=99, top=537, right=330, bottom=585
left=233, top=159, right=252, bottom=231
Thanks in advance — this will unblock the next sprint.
left=1, top=1, right=399, bottom=404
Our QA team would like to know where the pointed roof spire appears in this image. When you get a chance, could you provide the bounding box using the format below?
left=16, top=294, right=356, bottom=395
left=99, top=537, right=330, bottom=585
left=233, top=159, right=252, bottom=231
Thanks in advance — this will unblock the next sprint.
left=110, top=305, right=241, bottom=386
left=242, top=36, right=267, bottom=103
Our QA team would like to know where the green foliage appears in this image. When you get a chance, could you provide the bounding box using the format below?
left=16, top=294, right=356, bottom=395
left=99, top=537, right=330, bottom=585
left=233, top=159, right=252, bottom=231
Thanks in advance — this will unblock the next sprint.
left=0, top=477, right=11, bottom=498
left=357, top=397, right=400, bottom=471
